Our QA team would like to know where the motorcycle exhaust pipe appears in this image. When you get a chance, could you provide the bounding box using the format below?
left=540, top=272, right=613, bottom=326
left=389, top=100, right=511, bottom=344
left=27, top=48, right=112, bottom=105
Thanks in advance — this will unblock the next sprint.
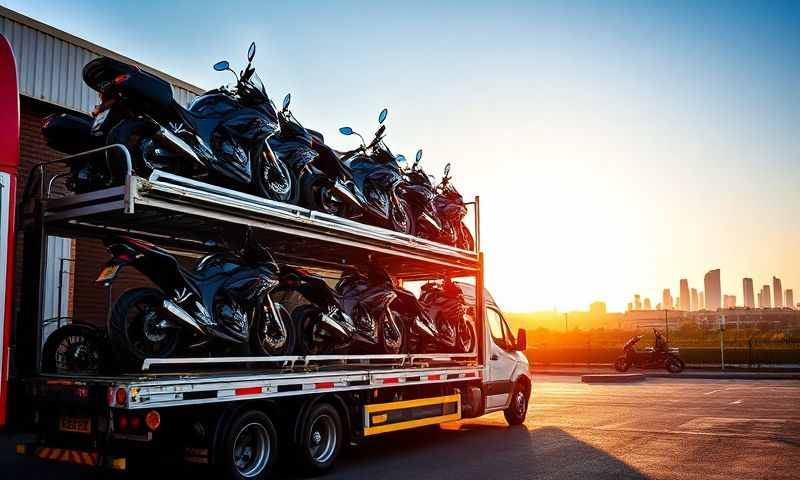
left=318, top=313, right=352, bottom=341
left=153, top=127, right=206, bottom=168
left=415, top=316, right=438, bottom=338
left=162, top=299, right=206, bottom=335
left=420, top=212, right=443, bottom=232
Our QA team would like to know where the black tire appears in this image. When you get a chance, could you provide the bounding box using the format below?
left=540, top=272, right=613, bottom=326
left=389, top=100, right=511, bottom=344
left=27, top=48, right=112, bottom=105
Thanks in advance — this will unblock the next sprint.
left=41, top=323, right=107, bottom=375
left=457, top=223, right=475, bottom=251
left=504, top=382, right=529, bottom=426
left=382, top=310, right=407, bottom=354
left=250, top=301, right=296, bottom=356
left=301, top=174, right=348, bottom=217
left=665, top=355, right=684, bottom=373
left=217, top=409, right=279, bottom=480
left=391, top=197, right=416, bottom=236
left=294, top=304, right=336, bottom=355
left=455, top=318, right=477, bottom=354
left=295, top=403, right=343, bottom=476
left=614, top=356, right=631, bottom=372
left=254, top=142, right=297, bottom=203
left=109, top=288, right=180, bottom=367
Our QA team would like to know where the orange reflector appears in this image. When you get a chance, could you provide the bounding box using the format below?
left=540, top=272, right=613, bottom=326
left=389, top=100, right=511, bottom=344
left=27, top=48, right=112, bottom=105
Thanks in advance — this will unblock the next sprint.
left=145, top=410, right=161, bottom=431
left=115, top=388, right=127, bottom=406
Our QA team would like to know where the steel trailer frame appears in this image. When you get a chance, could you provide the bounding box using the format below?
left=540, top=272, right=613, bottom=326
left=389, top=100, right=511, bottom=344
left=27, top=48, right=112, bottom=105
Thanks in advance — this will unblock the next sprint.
left=14, top=144, right=486, bottom=411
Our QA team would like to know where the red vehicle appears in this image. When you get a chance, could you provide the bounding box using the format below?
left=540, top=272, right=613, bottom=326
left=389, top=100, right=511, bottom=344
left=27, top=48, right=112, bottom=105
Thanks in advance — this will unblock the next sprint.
left=614, top=329, right=684, bottom=373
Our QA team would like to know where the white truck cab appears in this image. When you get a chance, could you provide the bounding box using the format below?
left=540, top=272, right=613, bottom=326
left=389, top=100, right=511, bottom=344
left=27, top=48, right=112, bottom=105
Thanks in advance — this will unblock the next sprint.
left=459, top=283, right=531, bottom=423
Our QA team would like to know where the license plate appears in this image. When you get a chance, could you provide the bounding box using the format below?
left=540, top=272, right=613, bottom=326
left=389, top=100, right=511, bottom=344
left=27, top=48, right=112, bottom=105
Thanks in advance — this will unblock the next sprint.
left=96, top=264, right=120, bottom=282
left=59, top=416, right=92, bottom=434
left=92, top=109, right=110, bottom=133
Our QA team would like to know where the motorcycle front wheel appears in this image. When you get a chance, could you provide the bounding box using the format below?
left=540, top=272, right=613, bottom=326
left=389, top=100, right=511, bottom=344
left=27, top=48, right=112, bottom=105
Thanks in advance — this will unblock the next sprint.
left=255, top=142, right=297, bottom=203
left=665, top=356, right=685, bottom=373
left=382, top=310, right=407, bottom=354
left=251, top=301, right=296, bottom=356
left=391, top=197, right=416, bottom=236
left=109, top=288, right=180, bottom=367
left=457, top=223, right=475, bottom=251
left=455, top=317, right=477, bottom=354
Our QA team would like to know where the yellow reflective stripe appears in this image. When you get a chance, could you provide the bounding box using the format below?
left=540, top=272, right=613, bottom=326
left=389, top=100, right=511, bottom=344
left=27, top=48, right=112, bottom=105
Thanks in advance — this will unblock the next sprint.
left=365, top=394, right=460, bottom=413
left=364, top=413, right=461, bottom=436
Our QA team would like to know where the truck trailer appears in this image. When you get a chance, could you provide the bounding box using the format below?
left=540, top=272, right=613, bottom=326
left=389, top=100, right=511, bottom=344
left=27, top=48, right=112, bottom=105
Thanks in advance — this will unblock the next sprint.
left=0, top=37, right=531, bottom=480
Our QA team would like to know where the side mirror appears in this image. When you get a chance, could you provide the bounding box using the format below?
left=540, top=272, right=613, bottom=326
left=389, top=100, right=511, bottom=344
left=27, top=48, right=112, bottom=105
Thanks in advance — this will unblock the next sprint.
left=378, top=108, right=388, bottom=124
left=443, top=163, right=451, bottom=177
left=247, top=42, right=256, bottom=61
left=339, top=127, right=354, bottom=135
left=415, top=149, right=423, bottom=162
left=282, top=93, right=291, bottom=110
left=213, top=60, right=230, bottom=72
left=517, top=328, right=527, bottom=351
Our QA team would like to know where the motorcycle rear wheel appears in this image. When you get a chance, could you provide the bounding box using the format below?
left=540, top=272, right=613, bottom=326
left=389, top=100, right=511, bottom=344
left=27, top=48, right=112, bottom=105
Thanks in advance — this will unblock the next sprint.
left=614, top=357, right=631, bottom=372
left=301, top=174, right=349, bottom=217
left=294, top=304, right=337, bottom=355
left=665, top=356, right=684, bottom=373
left=109, top=288, right=180, bottom=367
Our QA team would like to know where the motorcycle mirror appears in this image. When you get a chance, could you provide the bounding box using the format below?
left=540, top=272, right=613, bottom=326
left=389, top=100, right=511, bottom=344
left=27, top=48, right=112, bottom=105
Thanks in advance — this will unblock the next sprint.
left=282, top=93, right=291, bottom=110
left=443, top=162, right=451, bottom=177
left=339, top=127, right=354, bottom=135
left=415, top=149, right=423, bottom=163
left=213, top=60, right=230, bottom=72
left=378, top=108, right=388, bottom=124
left=247, top=42, right=256, bottom=61
left=517, top=328, right=527, bottom=351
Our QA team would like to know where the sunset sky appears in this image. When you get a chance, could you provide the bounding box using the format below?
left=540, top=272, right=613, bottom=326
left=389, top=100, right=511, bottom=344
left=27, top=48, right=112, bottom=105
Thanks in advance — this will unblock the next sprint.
left=6, top=0, right=799, bottom=312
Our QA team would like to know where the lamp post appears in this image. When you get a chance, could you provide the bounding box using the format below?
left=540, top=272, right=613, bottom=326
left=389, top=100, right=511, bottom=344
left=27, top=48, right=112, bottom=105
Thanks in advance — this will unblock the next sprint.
left=720, top=314, right=726, bottom=370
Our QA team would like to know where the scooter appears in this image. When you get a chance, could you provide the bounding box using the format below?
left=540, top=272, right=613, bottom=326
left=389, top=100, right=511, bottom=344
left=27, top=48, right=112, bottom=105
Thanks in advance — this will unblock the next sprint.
left=97, top=232, right=294, bottom=366
left=614, top=329, right=684, bottom=373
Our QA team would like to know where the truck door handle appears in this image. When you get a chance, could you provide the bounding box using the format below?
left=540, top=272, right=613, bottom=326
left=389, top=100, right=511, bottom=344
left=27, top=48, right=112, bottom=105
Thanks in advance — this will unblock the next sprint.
left=490, top=354, right=498, bottom=361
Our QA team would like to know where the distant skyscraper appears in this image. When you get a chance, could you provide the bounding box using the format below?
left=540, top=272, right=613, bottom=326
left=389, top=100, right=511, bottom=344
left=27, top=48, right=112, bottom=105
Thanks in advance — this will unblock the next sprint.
left=762, top=285, right=772, bottom=308
left=590, top=301, right=606, bottom=316
left=643, top=298, right=652, bottom=310
left=773, top=277, right=783, bottom=307
left=633, top=294, right=641, bottom=310
left=679, top=279, right=690, bottom=311
left=723, top=295, right=736, bottom=308
left=690, top=288, right=698, bottom=311
left=743, top=278, right=755, bottom=308
left=698, top=291, right=705, bottom=310
left=627, top=302, right=633, bottom=312
left=786, top=290, right=794, bottom=310
left=704, top=269, right=721, bottom=311
left=662, top=289, right=672, bottom=310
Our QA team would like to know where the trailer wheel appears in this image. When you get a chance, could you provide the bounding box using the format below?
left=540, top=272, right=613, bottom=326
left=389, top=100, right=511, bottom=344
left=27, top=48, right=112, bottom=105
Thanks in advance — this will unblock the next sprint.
left=503, top=381, right=529, bottom=426
left=218, top=409, right=278, bottom=480
left=295, top=402, right=343, bottom=475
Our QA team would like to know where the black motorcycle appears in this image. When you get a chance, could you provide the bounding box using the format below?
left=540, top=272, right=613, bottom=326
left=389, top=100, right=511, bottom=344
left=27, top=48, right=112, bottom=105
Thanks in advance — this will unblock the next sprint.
left=614, top=329, right=684, bottom=373
left=337, top=108, right=416, bottom=234
left=419, top=278, right=477, bottom=353
left=399, top=149, right=444, bottom=241
left=278, top=262, right=434, bottom=355
left=45, top=42, right=294, bottom=201
left=97, top=234, right=294, bottom=366
left=433, top=163, right=474, bottom=250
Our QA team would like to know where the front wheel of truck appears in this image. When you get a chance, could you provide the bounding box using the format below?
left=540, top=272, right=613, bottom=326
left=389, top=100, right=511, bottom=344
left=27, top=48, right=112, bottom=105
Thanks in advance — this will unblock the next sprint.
left=504, top=382, right=529, bottom=426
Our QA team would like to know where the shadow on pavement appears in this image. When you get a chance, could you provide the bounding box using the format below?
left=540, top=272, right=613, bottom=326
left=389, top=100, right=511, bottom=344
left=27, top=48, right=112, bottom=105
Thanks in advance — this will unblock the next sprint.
left=3, top=422, right=646, bottom=480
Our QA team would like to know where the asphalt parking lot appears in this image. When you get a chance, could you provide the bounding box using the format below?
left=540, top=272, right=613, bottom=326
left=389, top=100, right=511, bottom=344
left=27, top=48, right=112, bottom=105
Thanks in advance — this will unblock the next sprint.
left=3, top=375, right=799, bottom=479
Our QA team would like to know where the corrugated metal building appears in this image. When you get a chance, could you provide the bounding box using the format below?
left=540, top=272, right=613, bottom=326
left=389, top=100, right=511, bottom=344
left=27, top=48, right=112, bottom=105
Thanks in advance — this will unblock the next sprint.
left=0, top=6, right=204, bottom=337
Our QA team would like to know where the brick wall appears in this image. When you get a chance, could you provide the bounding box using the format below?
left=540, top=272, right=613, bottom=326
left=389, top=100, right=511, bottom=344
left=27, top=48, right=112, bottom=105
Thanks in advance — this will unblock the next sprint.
left=17, top=96, right=152, bottom=329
